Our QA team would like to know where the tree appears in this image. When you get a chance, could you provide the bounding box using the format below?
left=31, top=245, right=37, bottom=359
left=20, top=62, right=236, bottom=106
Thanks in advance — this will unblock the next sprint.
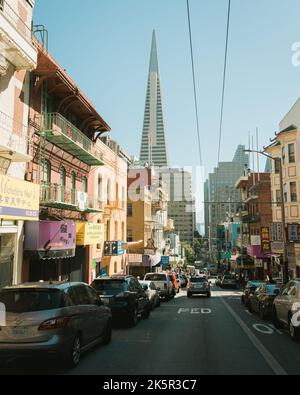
left=182, top=242, right=195, bottom=264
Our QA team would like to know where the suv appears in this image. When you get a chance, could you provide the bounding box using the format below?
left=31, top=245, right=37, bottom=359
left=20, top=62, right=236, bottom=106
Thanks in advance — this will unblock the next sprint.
left=0, top=282, right=112, bottom=367
left=220, top=275, right=238, bottom=289
left=91, top=276, right=151, bottom=327
left=273, top=280, right=300, bottom=341
left=144, top=272, right=174, bottom=300
left=187, top=277, right=211, bottom=298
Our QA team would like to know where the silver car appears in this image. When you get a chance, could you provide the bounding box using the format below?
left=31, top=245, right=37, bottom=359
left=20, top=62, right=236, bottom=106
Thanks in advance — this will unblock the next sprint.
left=0, top=282, right=112, bottom=367
left=139, top=281, right=160, bottom=309
left=273, top=280, right=300, bottom=341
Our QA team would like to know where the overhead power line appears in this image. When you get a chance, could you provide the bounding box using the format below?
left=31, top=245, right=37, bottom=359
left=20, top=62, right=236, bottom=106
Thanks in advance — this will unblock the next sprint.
left=186, top=0, right=203, bottom=168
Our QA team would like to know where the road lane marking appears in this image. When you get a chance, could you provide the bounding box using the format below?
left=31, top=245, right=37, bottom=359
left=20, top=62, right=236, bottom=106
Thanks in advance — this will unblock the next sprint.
left=221, top=297, right=287, bottom=376
left=178, top=308, right=212, bottom=315
left=245, top=310, right=253, bottom=316
left=253, top=324, right=274, bottom=335
left=269, top=324, right=283, bottom=335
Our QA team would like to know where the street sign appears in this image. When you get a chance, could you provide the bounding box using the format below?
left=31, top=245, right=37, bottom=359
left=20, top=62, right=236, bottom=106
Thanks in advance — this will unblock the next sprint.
left=160, top=256, right=170, bottom=269
left=270, top=223, right=284, bottom=242
left=261, top=227, right=271, bottom=253
left=104, top=241, right=125, bottom=256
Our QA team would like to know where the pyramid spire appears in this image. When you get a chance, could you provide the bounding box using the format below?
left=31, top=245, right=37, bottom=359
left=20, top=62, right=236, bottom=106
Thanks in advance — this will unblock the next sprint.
left=149, top=30, right=159, bottom=73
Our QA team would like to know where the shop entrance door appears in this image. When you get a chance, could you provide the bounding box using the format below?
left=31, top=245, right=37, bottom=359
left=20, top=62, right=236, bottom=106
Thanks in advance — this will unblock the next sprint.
left=0, top=234, right=14, bottom=290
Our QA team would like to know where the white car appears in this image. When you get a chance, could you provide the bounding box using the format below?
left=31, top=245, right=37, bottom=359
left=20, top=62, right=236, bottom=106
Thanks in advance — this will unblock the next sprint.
left=144, top=273, right=174, bottom=300
left=139, top=281, right=160, bottom=309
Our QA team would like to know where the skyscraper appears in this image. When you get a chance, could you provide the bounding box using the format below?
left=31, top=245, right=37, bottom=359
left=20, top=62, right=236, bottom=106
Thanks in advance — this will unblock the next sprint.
left=140, top=31, right=169, bottom=167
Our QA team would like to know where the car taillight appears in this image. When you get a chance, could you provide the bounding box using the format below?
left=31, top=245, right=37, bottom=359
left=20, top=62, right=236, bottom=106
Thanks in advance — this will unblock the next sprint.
left=38, top=317, right=71, bottom=331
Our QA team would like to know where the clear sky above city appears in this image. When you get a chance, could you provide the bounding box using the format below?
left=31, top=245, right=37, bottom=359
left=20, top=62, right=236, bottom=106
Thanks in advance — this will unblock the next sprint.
left=34, top=0, right=300, bottom=179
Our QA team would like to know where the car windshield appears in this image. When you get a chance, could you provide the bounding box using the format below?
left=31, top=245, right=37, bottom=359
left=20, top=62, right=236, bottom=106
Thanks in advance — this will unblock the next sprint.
left=224, top=276, right=235, bottom=280
left=91, top=280, right=126, bottom=292
left=144, top=274, right=166, bottom=281
left=0, top=289, right=63, bottom=313
left=190, top=278, right=207, bottom=283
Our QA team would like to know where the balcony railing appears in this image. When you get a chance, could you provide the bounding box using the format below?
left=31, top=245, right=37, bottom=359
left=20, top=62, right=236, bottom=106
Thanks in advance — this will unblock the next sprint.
left=0, top=0, right=33, bottom=43
left=41, top=113, right=104, bottom=166
left=0, top=110, right=32, bottom=161
left=40, top=183, right=102, bottom=213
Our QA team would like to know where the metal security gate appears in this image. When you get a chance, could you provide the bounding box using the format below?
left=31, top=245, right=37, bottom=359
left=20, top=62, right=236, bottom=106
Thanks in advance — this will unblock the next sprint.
left=0, top=258, right=13, bottom=290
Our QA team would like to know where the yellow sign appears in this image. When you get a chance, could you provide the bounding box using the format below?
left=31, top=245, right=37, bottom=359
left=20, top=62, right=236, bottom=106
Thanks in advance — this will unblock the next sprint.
left=76, top=222, right=104, bottom=246
left=0, top=174, right=40, bottom=221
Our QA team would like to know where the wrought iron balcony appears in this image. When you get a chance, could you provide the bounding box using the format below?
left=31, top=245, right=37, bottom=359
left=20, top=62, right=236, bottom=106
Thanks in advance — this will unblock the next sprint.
left=40, top=183, right=102, bottom=213
left=0, top=0, right=37, bottom=70
left=41, top=113, right=105, bottom=166
left=0, top=111, right=32, bottom=162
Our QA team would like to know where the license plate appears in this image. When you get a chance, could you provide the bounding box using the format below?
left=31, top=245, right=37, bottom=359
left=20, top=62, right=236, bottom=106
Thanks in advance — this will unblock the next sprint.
left=11, top=327, right=28, bottom=336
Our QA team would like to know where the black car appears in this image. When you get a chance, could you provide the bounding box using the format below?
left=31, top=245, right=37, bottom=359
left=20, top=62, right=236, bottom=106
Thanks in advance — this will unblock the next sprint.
left=241, top=281, right=263, bottom=307
left=91, top=276, right=151, bottom=327
left=248, top=284, right=281, bottom=320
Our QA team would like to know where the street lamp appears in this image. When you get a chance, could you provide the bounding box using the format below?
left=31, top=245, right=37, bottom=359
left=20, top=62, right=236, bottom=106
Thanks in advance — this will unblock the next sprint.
left=244, top=149, right=289, bottom=284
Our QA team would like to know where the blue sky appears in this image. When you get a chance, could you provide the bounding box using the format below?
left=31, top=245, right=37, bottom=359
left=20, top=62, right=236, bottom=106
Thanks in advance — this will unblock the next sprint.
left=34, top=0, right=300, bottom=178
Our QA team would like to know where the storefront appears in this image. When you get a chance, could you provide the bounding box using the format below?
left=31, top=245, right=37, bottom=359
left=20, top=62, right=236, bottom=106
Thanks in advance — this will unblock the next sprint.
left=24, top=221, right=76, bottom=282
left=76, top=222, right=104, bottom=282
left=0, top=174, right=39, bottom=288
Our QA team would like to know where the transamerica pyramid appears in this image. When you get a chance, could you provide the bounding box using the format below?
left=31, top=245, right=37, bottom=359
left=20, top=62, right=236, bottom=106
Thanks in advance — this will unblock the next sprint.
left=140, top=31, right=169, bottom=167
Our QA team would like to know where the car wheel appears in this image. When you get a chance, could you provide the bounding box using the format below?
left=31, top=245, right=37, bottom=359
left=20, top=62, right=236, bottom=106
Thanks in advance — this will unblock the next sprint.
left=187, top=293, right=192, bottom=298
left=241, top=296, right=245, bottom=305
left=103, top=320, right=112, bottom=345
left=141, top=306, right=151, bottom=319
left=128, top=307, right=138, bottom=327
left=65, top=334, right=81, bottom=368
left=289, top=315, right=300, bottom=342
left=273, top=308, right=282, bottom=329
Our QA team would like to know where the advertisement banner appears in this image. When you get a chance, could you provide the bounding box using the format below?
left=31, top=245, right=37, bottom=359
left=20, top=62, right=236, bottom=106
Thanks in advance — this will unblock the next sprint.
left=0, top=174, right=39, bottom=221
left=25, top=221, right=76, bottom=251
left=76, top=223, right=104, bottom=246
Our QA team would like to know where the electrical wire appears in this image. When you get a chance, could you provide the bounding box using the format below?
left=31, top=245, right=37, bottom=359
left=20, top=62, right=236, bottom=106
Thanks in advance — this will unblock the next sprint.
left=186, top=0, right=203, bottom=167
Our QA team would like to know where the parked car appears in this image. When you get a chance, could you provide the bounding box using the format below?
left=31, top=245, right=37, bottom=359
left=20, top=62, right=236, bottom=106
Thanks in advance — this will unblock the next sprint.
left=91, top=276, right=151, bottom=327
left=139, top=281, right=160, bottom=309
left=180, top=275, right=189, bottom=288
left=248, top=284, right=280, bottom=319
left=168, top=273, right=180, bottom=294
left=144, top=272, right=174, bottom=300
left=273, top=280, right=300, bottom=341
left=241, top=281, right=263, bottom=307
left=220, top=275, right=238, bottom=289
left=187, top=277, right=211, bottom=298
left=0, top=282, right=112, bottom=368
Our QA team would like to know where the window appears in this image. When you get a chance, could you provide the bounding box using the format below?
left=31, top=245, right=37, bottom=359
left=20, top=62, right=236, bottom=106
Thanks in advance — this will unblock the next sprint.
left=97, top=219, right=102, bottom=250
left=106, top=221, right=111, bottom=241
left=122, top=187, right=125, bottom=209
left=82, top=176, right=88, bottom=193
left=276, top=190, right=281, bottom=207
left=282, top=146, right=286, bottom=165
left=116, top=182, right=119, bottom=205
left=274, top=158, right=280, bottom=174
left=114, top=261, right=118, bottom=274
left=290, top=182, right=297, bottom=202
left=127, top=230, right=133, bottom=242
left=284, top=184, right=287, bottom=203
left=115, top=221, right=118, bottom=240
left=98, top=176, right=102, bottom=202
left=107, top=180, right=111, bottom=205
left=60, top=167, right=66, bottom=202
left=41, top=160, right=51, bottom=184
left=288, top=144, right=295, bottom=163
left=121, top=222, right=125, bottom=240
left=127, top=203, right=133, bottom=217
left=71, top=172, right=76, bottom=204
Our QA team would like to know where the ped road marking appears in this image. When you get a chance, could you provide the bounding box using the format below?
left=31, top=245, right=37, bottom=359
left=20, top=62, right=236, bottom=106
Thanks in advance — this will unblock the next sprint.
left=221, top=297, right=287, bottom=376
left=178, top=308, right=212, bottom=315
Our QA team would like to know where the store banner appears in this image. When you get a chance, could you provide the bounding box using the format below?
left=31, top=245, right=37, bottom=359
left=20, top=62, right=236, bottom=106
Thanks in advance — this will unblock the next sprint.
left=25, top=221, right=76, bottom=251
left=76, top=223, right=104, bottom=246
left=0, top=174, right=39, bottom=221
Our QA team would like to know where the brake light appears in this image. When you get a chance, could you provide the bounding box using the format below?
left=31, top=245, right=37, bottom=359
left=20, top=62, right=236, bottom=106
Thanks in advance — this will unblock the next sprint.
left=38, top=317, right=71, bottom=331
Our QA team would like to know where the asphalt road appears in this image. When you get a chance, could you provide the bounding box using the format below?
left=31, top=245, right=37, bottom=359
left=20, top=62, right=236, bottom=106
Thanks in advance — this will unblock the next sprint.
left=1, top=282, right=300, bottom=375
